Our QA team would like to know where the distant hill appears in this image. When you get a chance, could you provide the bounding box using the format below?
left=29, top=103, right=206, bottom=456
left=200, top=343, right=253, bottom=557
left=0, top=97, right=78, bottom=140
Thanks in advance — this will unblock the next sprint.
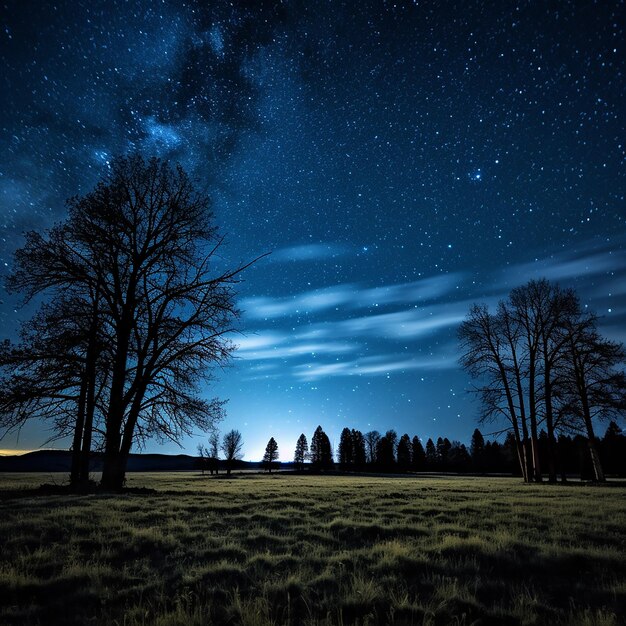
left=0, top=450, right=265, bottom=472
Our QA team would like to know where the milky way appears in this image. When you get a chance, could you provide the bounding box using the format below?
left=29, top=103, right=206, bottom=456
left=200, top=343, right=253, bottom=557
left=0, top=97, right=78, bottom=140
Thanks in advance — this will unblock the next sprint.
left=1, top=1, right=624, bottom=458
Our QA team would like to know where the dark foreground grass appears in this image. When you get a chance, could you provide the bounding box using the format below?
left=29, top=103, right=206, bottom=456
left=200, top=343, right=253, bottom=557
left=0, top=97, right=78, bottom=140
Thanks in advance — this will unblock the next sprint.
left=0, top=473, right=624, bottom=625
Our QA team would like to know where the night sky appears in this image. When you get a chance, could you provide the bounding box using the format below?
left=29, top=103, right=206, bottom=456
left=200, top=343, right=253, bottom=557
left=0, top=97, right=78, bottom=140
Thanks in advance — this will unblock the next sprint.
left=1, top=1, right=624, bottom=460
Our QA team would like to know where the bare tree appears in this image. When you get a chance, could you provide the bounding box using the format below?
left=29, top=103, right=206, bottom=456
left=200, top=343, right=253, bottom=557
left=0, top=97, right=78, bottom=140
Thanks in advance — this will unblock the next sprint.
left=5, top=155, right=255, bottom=490
left=459, top=303, right=530, bottom=481
left=0, top=294, right=109, bottom=488
left=208, top=430, right=220, bottom=475
left=560, top=316, right=626, bottom=481
left=460, top=279, right=626, bottom=484
left=364, top=430, right=381, bottom=465
left=221, top=429, right=243, bottom=475
left=197, top=443, right=208, bottom=475
left=510, top=280, right=580, bottom=482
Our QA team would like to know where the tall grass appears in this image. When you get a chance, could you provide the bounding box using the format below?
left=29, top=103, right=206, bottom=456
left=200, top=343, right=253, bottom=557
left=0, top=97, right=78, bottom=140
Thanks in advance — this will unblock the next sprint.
left=0, top=473, right=624, bottom=625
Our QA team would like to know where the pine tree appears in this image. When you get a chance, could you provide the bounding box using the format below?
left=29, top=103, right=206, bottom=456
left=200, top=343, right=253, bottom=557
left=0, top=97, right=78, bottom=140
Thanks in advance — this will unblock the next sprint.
left=397, top=434, right=412, bottom=472
left=470, top=428, right=485, bottom=471
left=411, top=436, right=426, bottom=471
left=425, top=438, right=438, bottom=469
left=338, top=427, right=353, bottom=469
left=376, top=435, right=395, bottom=471
left=436, top=437, right=452, bottom=469
left=294, top=433, right=308, bottom=470
left=351, top=429, right=367, bottom=469
left=263, top=437, right=279, bottom=473
left=311, top=425, right=333, bottom=470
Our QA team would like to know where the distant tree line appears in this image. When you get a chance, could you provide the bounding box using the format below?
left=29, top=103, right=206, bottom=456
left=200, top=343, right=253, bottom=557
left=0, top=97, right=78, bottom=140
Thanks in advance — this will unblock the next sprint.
left=459, top=279, right=626, bottom=483
left=199, top=420, right=625, bottom=479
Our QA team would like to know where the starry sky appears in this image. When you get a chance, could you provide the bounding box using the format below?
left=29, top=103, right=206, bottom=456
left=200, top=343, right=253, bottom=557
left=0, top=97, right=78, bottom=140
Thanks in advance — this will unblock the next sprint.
left=1, top=1, right=624, bottom=461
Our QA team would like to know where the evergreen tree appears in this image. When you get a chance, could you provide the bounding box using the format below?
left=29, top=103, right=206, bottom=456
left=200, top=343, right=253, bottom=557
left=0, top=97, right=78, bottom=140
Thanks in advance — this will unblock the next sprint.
left=385, top=429, right=398, bottom=459
left=311, top=425, right=333, bottom=470
left=425, top=438, right=438, bottom=469
left=351, top=429, right=367, bottom=469
left=602, top=421, right=626, bottom=476
left=470, top=428, right=485, bottom=471
left=437, top=437, right=452, bottom=469
left=263, top=437, right=279, bottom=473
left=411, top=436, right=426, bottom=471
left=448, top=442, right=471, bottom=472
left=294, top=433, right=308, bottom=470
left=376, top=435, right=395, bottom=471
left=397, top=434, right=412, bottom=472
left=338, top=427, right=354, bottom=469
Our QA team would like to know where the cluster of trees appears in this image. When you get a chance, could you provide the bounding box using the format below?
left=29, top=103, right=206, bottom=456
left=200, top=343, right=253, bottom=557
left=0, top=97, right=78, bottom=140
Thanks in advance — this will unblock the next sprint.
left=466, top=425, right=626, bottom=477
left=459, top=279, right=626, bottom=483
left=0, top=156, right=248, bottom=490
left=197, top=428, right=244, bottom=476
left=254, top=420, right=626, bottom=477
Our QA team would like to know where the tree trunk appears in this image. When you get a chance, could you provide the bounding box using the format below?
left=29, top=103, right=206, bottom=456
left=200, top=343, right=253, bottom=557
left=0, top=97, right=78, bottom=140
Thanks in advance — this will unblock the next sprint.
left=79, top=298, right=100, bottom=483
left=528, top=359, right=542, bottom=482
left=543, top=348, right=558, bottom=483
left=509, top=334, right=530, bottom=483
left=587, top=439, right=605, bottom=482
left=101, top=420, right=124, bottom=490
left=70, top=372, right=88, bottom=487
left=101, top=310, right=133, bottom=491
left=580, top=390, right=605, bottom=482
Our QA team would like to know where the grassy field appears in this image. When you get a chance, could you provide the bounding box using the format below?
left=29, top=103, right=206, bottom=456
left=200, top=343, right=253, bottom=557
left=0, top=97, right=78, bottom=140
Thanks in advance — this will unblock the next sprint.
left=0, top=473, right=624, bottom=625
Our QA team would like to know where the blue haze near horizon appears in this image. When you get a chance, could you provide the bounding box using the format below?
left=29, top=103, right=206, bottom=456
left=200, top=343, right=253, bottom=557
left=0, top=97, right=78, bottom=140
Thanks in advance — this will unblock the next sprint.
left=0, top=1, right=624, bottom=461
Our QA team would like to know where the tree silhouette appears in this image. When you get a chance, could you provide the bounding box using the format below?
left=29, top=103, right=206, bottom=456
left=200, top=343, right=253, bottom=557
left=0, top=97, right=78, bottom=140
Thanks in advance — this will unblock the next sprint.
left=376, top=435, right=394, bottom=471
left=459, top=303, right=532, bottom=482
left=425, top=438, right=438, bottom=470
left=510, top=279, right=579, bottom=482
left=338, top=427, right=353, bottom=469
left=197, top=444, right=208, bottom=475
left=560, top=317, right=626, bottom=481
left=351, top=429, right=367, bottom=470
left=3, top=155, right=253, bottom=490
left=364, top=430, right=380, bottom=464
left=411, top=436, right=426, bottom=471
left=396, top=434, right=411, bottom=472
left=310, top=425, right=333, bottom=471
left=470, top=428, right=485, bottom=472
left=207, top=430, right=220, bottom=475
left=0, top=295, right=107, bottom=488
left=436, top=437, right=451, bottom=470
left=294, top=433, right=308, bottom=470
left=263, top=437, right=279, bottom=473
left=602, top=422, right=626, bottom=476
left=221, top=429, right=243, bottom=476
left=460, top=278, right=626, bottom=483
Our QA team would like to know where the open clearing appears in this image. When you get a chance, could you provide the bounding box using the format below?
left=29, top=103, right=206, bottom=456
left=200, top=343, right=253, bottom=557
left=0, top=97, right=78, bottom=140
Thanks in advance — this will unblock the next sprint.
left=1, top=473, right=624, bottom=625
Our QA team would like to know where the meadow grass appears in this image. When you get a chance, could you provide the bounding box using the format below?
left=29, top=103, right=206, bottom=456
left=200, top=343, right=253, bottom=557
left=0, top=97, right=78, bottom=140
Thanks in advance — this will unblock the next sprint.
left=0, top=472, right=624, bottom=625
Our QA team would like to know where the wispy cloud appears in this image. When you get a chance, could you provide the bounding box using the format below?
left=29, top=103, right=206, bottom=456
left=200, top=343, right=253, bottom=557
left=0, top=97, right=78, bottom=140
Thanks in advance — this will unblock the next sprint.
left=241, top=272, right=465, bottom=320
left=243, top=287, right=356, bottom=319
left=234, top=238, right=624, bottom=382
left=269, top=243, right=350, bottom=263
left=236, top=337, right=356, bottom=361
left=498, top=247, right=625, bottom=289
left=294, top=353, right=457, bottom=381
